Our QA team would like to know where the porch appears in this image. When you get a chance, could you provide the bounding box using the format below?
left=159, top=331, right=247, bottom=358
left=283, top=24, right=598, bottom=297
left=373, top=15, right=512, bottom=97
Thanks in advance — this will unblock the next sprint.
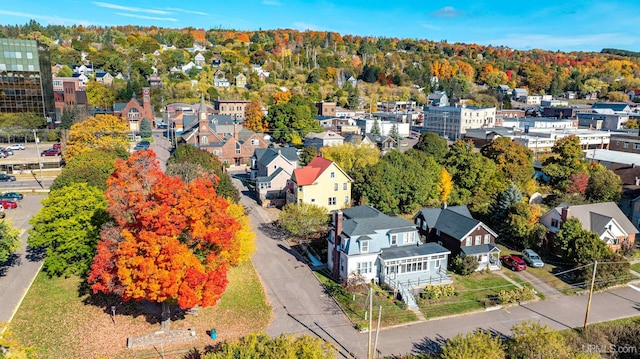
left=461, top=243, right=501, bottom=271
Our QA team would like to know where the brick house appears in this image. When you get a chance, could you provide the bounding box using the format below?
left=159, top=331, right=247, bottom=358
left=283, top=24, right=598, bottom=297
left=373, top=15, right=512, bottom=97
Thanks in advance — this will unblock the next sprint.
left=113, top=87, right=154, bottom=133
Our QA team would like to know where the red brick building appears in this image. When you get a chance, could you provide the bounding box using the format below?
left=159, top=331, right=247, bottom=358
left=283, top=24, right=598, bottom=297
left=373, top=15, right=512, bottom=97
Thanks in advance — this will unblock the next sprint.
left=114, top=87, right=154, bottom=133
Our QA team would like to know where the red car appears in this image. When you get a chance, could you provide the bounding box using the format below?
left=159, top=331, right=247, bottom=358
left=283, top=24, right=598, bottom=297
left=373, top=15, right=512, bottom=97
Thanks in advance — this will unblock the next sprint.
left=41, top=148, right=61, bottom=156
left=500, top=255, right=527, bottom=271
left=53, top=143, right=62, bottom=149
left=0, top=199, right=17, bottom=209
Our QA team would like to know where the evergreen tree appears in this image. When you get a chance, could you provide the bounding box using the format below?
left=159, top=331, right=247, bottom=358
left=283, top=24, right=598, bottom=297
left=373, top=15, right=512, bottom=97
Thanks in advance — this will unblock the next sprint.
left=389, top=124, right=400, bottom=144
left=60, top=106, right=76, bottom=130
left=371, top=119, right=381, bottom=135
left=139, top=118, right=152, bottom=138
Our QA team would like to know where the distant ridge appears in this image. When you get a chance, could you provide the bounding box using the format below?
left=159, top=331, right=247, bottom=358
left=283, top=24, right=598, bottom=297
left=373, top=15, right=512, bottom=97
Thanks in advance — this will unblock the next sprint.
left=601, top=48, right=640, bottom=58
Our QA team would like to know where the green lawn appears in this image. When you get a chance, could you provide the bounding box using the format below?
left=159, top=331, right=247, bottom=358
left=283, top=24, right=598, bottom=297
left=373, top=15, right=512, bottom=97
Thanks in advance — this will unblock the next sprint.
left=631, top=261, right=640, bottom=273
left=314, top=271, right=417, bottom=329
left=419, top=272, right=518, bottom=319
left=499, top=269, right=546, bottom=300
left=9, top=261, right=271, bottom=359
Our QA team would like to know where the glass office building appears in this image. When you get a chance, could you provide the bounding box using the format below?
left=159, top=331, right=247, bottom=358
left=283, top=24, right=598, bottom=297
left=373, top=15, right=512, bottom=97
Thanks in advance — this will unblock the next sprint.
left=0, top=39, right=55, bottom=121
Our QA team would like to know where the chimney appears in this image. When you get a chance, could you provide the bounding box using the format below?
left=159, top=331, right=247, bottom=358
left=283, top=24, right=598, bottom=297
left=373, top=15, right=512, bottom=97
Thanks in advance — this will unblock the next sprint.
left=334, top=210, right=343, bottom=242
left=441, top=202, right=447, bottom=209
left=233, top=123, right=239, bottom=140
left=561, top=206, right=570, bottom=222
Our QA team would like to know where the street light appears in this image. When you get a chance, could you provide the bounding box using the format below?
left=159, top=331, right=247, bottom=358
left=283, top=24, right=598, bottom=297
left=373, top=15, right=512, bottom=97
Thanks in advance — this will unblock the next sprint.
left=33, top=129, right=43, bottom=181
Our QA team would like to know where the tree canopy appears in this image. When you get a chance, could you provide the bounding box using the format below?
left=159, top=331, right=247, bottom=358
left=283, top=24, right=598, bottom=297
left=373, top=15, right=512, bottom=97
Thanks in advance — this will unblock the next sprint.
left=51, top=149, right=127, bottom=191
left=0, top=220, right=21, bottom=263
left=65, top=115, right=130, bottom=162
left=480, top=137, right=534, bottom=189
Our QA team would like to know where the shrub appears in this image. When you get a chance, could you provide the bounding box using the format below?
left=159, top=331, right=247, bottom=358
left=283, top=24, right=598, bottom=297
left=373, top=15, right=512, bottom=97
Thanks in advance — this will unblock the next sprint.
left=498, top=287, right=535, bottom=304
left=420, top=284, right=456, bottom=301
left=449, top=255, right=478, bottom=276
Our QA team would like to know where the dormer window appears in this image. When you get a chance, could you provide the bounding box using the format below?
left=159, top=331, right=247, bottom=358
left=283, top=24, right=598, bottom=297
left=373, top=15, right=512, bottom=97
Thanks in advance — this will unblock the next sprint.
left=361, top=240, right=369, bottom=253
left=390, top=234, right=397, bottom=246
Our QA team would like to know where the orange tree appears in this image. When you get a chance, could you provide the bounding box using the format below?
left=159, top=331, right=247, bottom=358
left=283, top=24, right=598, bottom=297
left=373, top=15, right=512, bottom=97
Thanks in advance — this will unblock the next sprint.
left=88, top=150, right=246, bottom=328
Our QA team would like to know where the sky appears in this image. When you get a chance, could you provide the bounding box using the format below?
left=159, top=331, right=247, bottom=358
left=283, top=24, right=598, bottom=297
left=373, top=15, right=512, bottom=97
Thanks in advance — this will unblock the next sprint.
left=1, top=0, right=640, bottom=53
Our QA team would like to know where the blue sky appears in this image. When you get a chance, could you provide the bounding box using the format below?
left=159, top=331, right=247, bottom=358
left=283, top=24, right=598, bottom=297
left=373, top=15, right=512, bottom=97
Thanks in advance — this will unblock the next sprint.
left=1, top=0, right=640, bottom=52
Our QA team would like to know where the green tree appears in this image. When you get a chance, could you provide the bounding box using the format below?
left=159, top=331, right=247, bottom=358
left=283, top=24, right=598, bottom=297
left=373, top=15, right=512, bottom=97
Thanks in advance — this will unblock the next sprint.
left=202, top=333, right=335, bottom=359
left=279, top=203, right=329, bottom=240
left=139, top=118, right=152, bottom=138
left=167, top=144, right=239, bottom=202
left=585, top=169, right=622, bottom=202
left=299, top=146, right=317, bottom=166
left=65, top=114, right=130, bottom=162
left=389, top=124, right=400, bottom=144
left=86, top=81, right=115, bottom=109
left=371, top=118, right=381, bottom=135
left=0, top=220, right=21, bottom=263
left=509, top=321, right=573, bottom=359
left=28, top=183, right=109, bottom=277
left=51, top=149, right=126, bottom=191
left=449, top=255, right=479, bottom=276
left=267, top=95, right=322, bottom=143
left=555, top=217, right=586, bottom=261
left=440, top=331, right=505, bottom=359
left=57, top=65, right=73, bottom=77
left=414, top=132, right=448, bottom=162
left=480, top=137, right=534, bottom=188
left=542, top=135, right=587, bottom=191
left=321, top=142, right=380, bottom=177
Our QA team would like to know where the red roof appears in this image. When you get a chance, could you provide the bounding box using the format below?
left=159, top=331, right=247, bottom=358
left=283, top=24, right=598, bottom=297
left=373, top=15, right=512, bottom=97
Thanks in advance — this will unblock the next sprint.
left=293, top=156, right=334, bottom=186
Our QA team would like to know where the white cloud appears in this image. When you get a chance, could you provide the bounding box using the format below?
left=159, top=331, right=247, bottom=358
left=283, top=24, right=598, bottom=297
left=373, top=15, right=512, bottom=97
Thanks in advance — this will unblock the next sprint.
left=165, top=7, right=209, bottom=16
left=262, top=0, right=282, bottom=5
left=487, top=33, right=640, bottom=51
left=293, top=22, right=324, bottom=31
left=430, top=6, right=464, bottom=18
left=92, top=1, right=168, bottom=15
left=115, top=13, right=178, bottom=22
left=0, top=10, right=92, bottom=26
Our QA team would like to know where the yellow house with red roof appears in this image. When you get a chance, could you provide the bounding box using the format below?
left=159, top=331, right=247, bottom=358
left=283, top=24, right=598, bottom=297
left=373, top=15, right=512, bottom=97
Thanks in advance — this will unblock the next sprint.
left=286, top=156, right=353, bottom=212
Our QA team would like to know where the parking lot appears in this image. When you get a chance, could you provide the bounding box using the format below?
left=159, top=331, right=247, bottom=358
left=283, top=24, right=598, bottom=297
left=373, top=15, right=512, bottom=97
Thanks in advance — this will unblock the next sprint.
left=0, top=142, right=62, bottom=175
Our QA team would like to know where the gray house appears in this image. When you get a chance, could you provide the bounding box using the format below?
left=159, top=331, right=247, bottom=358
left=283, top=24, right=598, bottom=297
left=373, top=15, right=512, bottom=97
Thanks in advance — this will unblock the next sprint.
left=304, top=130, right=344, bottom=150
left=328, top=205, right=451, bottom=308
left=427, top=91, right=449, bottom=107
left=512, top=88, right=528, bottom=101
left=250, top=147, right=299, bottom=206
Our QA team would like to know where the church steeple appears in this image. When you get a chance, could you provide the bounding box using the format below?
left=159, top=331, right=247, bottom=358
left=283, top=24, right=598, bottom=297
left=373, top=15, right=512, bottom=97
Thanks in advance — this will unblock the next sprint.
left=199, top=94, right=207, bottom=121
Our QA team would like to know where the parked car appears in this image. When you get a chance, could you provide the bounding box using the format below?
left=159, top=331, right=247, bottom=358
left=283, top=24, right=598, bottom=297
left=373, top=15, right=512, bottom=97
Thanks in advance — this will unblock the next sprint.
left=0, top=148, right=13, bottom=156
left=0, top=174, right=16, bottom=182
left=134, top=141, right=151, bottom=151
left=52, top=143, right=62, bottom=149
left=1, top=192, right=23, bottom=200
left=500, top=255, right=527, bottom=271
left=6, top=143, right=25, bottom=150
left=41, top=148, right=61, bottom=156
left=522, top=249, right=544, bottom=268
left=0, top=199, right=17, bottom=209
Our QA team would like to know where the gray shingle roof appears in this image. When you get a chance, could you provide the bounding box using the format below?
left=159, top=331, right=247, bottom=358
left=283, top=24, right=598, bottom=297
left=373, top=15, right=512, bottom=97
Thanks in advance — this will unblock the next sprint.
left=256, top=167, right=289, bottom=182
left=553, top=202, right=638, bottom=235
left=460, top=243, right=500, bottom=255
left=414, top=206, right=472, bottom=230
left=254, top=147, right=298, bottom=166
left=379, top=242, right=450, bottom=260
left=340, top=205, right=416, bottom=237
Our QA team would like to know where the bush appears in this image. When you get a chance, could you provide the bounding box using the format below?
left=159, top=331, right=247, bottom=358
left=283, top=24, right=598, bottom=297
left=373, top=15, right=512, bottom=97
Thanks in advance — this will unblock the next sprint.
left=449, top=255, right=478, bottom=276
left=420, top=284, right=456, bottom=301
left=498, top=287, right=535, bottom=304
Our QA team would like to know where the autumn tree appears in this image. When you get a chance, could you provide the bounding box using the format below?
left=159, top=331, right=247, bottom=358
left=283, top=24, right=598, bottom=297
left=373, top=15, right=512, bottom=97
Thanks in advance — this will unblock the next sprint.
left=166, top=144, right=239, bottom=202
left=267, top=94, right=322, bottom=143
left=86, top=80, right=115, bottom=109
left=51, top=149, right=126, bottom=191
left=438, top=167, right=453, bottom=204
left=89, top=150, right=251, bottom=328
left=480, top=137, right=534, bottom=189
left=279, top=203, right=329, bottom=240
left=299, top=146, right=317, bottom=166
left=202, top=333, right=335, bottom=359
left=0, top=220, right=21, bottom=263
left=244, top=98, right=268, bottom=133
left=566, top=172, right=589, bottom=194
left=440, top=331, right=505, bottom=359
left=585, top=169, right=622, bottom=202
left=542, top=135, right=587, bottom=191
left=65, top=115, right=130, bottom=162
left=28, top=183, right=109, bottom=276
left=508, top=322, right=574, bottom=359
left=320, top=142, right=380, bottom=177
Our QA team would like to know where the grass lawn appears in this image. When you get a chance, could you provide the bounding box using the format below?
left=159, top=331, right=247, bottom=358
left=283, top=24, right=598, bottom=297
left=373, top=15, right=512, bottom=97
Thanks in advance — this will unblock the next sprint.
left=419, top=272, right=518, bottom=319
left=500, top=269, right=546, bottom=300
left=631, top=261, right=640, bottom=273
left=314, top=271, right=417, bottom=329
left=8, top=261, right=271, bottom=359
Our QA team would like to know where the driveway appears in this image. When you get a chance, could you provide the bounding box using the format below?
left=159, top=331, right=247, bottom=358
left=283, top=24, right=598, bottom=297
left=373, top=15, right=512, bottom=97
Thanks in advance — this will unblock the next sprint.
left=513, top=269, right=564, bottom=298
left=0, top=194, right=45, bottom=324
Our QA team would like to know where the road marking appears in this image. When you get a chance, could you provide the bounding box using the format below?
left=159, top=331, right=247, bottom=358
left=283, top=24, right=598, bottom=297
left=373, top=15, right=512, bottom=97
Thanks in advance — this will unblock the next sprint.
left=628, top=284, right=640, bottom=293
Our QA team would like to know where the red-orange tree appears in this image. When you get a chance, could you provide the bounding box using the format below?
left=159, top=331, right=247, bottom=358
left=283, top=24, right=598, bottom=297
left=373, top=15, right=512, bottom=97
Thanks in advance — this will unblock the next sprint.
left=88, top=150, right=242, bottom=326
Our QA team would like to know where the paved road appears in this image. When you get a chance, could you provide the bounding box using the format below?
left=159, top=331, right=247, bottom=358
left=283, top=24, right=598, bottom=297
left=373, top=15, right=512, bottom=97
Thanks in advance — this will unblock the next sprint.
left=233, top=172, right=640, bottom=357
left=0, top=195, right=45, bottom=324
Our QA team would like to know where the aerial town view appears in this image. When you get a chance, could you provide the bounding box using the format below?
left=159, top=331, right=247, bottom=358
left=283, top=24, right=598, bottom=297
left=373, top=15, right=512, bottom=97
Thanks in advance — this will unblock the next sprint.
left=1, top=1, right=640, bottom=358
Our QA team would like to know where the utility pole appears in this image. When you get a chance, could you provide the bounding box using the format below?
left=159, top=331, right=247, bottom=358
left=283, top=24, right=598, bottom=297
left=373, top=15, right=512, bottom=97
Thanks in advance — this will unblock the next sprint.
left=583, top=260, right=598, bottom=330
left=373, top=305, right=382, bottom=359
left=33, top=129, right=43, bottom=180
left=367, top=285, right=373, bottom=359
left=442, top=111, right=448, bottom=139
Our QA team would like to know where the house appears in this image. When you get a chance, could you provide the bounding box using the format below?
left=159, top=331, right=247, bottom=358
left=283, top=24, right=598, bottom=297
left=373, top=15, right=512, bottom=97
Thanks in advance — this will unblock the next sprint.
left=627, top=90, right=640, bottom=101
left=346, top=76, right=358, bottom=87
left=304, top=130, right=344, bottom=150
left=365, top=134, right=397, bottom=154
left=194, top=53, right=206, bottom=67
left=148, top=73, right=162, bottom=89
left=235, top=73, right=247, bottom=88
left=95, top=71, right=113, bottom=86
left=414, top=205, right=501, bottom=271
left=250, top=147, right=299, bottom=206
left=113, top=87, right=154, bottom=133
left=72, top=73, right=89, bottom=86
left=328, top=205, right=451, bottom=307
left=562, top=91, right=577, bottom=100
left=540, top=203, right=637, bottom=252
left=526, top=95, right=542, bottom=105
left=214, top=77, right=230, bottom=87
left=512, top=88, right=528, bottom=101
left=592, top=102, right=631, bottom=113
left=497, top=85, right=511, bottom=95
left=286, top=156, right=352, bottom=212
left=316, top=101, right=337, bottom=117
left=427, top=91, right=449, bottom=107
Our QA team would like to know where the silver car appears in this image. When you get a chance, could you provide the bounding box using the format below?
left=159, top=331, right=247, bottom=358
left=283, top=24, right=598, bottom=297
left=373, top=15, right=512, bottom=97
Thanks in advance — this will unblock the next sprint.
left=522, top=249, right=544, bottom=268
left=7, top=143, right=24, bottom=150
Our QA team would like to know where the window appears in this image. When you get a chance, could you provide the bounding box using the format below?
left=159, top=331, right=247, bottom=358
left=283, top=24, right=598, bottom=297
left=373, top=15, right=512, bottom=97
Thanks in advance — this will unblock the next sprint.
left=624, top=142, right=629, bottom=149
left=416, top=218, right=421, bottom=227
left=334, top=183, right=338, bottom=191
left=357, top=262, right=372, bottom=274
left=484, top=234, right=490, bottom=244
left=405, top=232, right=415, bottom=243
left=465, top=236, right=472, bottom=246
left=235, top=142, right=241, bottom=154
left=361, top=240, right=369, bottom=253
left=634, top=143, right=640, bottom=150
left=343, top=182, right=348, bottom=190
left=251, top=139, right=259, bottom=145
left=298, top=186, right=303, bottom=192
left=344, top=196, right=349, bottom=204
left=328, top=197, right=336, bottom=206
left=311, top=198, right=315, bottom=203
left=475, top=235, right=481, bottom=245
left=551, top=218, right=559, bottom=228
left=390, top=234, right=397, bottom=245
left=201, top=136, right=208, bottom=144
left=330, top=172, right=335, bottom=178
